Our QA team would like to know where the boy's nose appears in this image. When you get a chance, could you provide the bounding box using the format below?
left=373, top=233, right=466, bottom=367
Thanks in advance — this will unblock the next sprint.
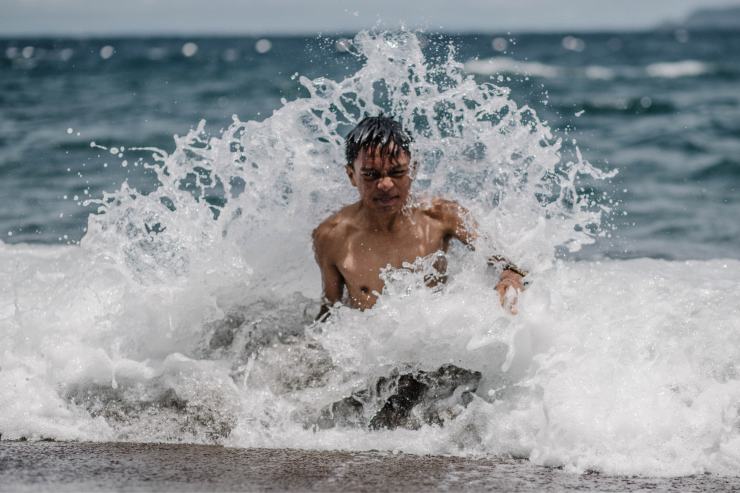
left=377, top=176, right=394, bottom=191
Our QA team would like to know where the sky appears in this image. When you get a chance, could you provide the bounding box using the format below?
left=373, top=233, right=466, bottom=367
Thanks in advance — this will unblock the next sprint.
left=1, top=0, right=738, bottom=36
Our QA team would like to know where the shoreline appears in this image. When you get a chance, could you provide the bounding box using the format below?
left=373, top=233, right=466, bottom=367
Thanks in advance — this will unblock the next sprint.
left=1, top=441, right=737, bottom=492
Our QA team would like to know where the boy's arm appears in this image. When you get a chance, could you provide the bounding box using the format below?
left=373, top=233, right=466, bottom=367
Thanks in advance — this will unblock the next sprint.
left=436, top=199, right=527, bottom=313
left=312, top=225, right=345, bottom=321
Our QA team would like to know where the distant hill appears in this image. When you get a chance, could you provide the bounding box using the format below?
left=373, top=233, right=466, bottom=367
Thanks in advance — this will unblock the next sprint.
left=683, top=5, right=740, bottom=30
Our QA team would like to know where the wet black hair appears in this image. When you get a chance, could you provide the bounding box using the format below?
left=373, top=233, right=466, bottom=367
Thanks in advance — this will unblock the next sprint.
left=344, top=115, right=412, bottom=166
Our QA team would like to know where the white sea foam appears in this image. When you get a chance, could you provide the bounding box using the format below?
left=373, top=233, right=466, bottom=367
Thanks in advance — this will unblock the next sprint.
left=464, top=57, right=560, bottom=78
left=2, top=31, right=738, bottom=477
left=645, top=60, right=710, bottom=79
left=583, top=65, right=616, bottom=80
left=465, top=57, right=713, bottom=81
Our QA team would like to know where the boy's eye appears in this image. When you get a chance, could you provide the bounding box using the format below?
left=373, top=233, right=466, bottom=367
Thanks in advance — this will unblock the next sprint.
left=360, top=168, right=408, bottom=180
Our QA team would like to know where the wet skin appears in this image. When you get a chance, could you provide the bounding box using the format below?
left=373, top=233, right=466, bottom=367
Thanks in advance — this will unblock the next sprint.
left=312, top=146, right=524, bottom=318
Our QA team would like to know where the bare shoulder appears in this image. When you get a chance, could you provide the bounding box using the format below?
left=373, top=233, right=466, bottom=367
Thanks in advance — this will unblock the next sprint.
left=421, top=197, right=476, bottom=243
left=422, top=197, right=468, bottom=225
left=312, top=204, right=357, bottom=252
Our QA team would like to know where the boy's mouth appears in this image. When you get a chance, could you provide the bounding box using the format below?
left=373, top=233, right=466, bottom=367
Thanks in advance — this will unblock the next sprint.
left=374, top=195, right=400, bottom=206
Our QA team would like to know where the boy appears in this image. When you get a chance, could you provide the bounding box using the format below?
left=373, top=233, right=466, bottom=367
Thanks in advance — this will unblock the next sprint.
left=313, top=116, right=525, bottom=320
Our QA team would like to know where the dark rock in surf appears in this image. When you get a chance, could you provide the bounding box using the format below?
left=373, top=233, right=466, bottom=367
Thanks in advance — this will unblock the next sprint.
left=317, top=364, right=481, bottom=431
left=316, top=395, right=366, bottom=429
left=63, top=380, right=237, bottom=442
left=369, top=372, right=428, bottom=430
left=207, top=312, right=245, bottom=350
left=371, top=364, right=481, bottom=430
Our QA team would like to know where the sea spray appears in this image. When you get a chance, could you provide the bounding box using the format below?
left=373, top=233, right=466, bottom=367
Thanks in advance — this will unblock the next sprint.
left=2, top=30, right=740, bottom=476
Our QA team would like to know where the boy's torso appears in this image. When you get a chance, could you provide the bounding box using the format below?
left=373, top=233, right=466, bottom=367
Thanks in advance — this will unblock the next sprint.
left=325, top=202, right=453, bottom=308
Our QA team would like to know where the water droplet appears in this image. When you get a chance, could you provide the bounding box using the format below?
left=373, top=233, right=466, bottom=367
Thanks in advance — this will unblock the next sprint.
left=182, top=42, right=198, bottom=57
left=492, top=37, right=508, bottom=52
left=255, top=39, right=272, bottom=54
left=561, top=36, right=585, bottom=52
left=100, top=45, right=115, bottom=59
left=335, top=38, right=352, bottom=53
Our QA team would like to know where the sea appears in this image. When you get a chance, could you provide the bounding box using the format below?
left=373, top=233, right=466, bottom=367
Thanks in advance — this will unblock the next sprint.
left=1, top=29, right=740, bottom=483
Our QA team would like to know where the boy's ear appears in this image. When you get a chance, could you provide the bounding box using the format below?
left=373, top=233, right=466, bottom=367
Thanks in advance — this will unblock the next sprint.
left=346, top=164, right=357, bottom=187
left=410, top=160, right=419, bottom=180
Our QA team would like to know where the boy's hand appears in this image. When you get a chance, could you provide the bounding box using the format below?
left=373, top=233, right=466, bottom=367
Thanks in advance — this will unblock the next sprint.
left=495, top=270, right=525, bottom=314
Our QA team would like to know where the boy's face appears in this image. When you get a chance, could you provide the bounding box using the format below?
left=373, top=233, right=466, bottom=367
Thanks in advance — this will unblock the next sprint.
left=346, top=145, right=412, bottom=213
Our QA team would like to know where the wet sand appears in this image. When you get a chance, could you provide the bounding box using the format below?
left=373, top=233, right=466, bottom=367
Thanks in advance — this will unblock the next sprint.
left=0, top=441, right=737, bottom=492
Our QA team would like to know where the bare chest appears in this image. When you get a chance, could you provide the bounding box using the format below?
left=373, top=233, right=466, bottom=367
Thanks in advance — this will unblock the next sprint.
left=336, top=222, right=449, bottom=306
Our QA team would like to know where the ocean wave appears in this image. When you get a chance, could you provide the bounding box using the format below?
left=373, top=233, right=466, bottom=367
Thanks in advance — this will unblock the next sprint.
left=582, top=65, right=617, bottom=80
left=465, top=57, right=717, bottom=80
left=690, top=158, right=740, bottom=181
left=645, top=60, right=711, bottom=79
left=464, top=57, right=561, bottom=78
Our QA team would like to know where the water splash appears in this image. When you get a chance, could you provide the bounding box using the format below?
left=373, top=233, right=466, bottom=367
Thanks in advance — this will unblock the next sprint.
left=5, top=31, right=739, bottom=477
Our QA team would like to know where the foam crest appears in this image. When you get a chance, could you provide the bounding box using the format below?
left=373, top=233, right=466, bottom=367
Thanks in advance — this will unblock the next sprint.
left=464, top=57, right=561, bottom=78
left=465, top=57, right=715, bottom=81
left=645, top=60, right=710, bottom=79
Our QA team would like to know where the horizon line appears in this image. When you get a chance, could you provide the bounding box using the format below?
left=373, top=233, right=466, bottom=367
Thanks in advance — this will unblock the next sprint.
left=0, top=24, right=706, bottom=40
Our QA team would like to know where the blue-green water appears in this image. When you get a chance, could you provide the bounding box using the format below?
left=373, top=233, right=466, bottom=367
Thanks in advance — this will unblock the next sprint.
left=2, top=31, right=739, bottom=259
